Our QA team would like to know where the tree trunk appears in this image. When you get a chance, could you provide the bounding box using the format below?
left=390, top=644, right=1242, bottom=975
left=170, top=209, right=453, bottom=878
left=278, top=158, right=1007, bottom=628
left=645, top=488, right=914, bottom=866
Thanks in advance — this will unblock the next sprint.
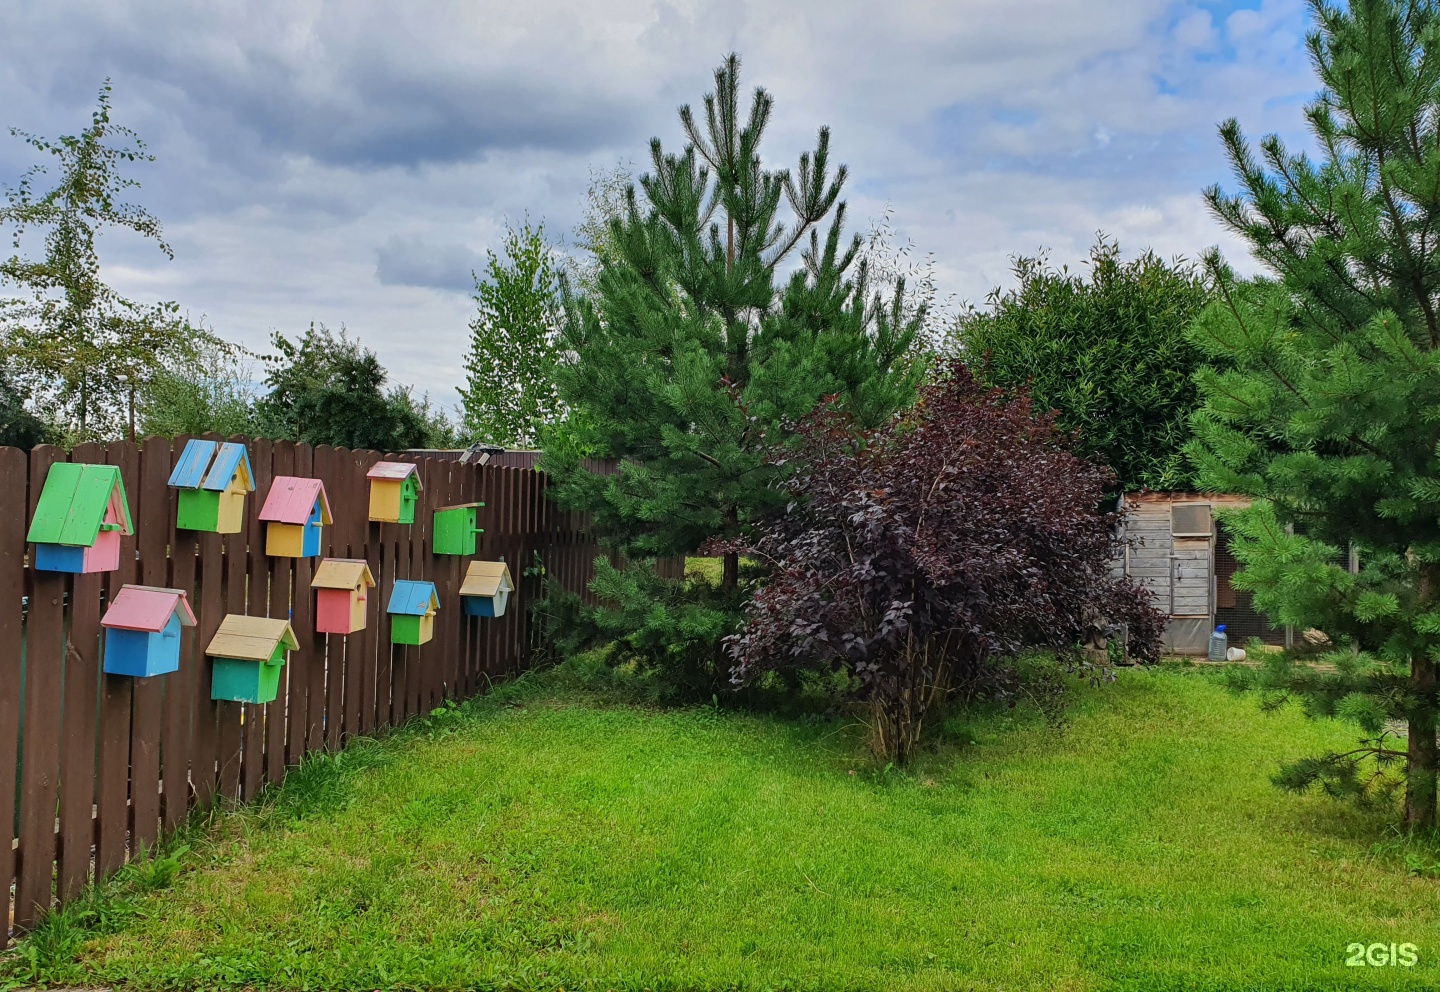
left=721, top=503, right=739, bottom=595
left=1408, top=564, right=1440, bottom=833
left=722, top=551, right=739, bottom=594
left=1405, top=651, right=1438, bottom=833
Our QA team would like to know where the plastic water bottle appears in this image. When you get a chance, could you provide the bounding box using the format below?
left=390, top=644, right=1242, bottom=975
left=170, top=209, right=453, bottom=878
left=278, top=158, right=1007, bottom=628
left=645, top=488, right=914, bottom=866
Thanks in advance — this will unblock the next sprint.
left=1208, top=624, right=1228, bottom=662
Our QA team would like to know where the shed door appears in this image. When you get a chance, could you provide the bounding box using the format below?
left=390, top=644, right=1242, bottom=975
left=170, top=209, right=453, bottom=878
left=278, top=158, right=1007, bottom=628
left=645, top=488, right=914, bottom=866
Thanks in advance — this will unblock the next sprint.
left=1169, top=546, right=1211, bottom=618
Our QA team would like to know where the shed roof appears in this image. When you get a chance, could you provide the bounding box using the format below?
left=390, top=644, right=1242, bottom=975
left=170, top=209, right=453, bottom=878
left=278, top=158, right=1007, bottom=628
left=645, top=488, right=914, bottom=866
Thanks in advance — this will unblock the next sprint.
left=168, top=440, right=255, bottom=492
left=205, top=615, right=299, bottom=662
left=460, top=561, right=513, bottom=599
left=1122, top=492, right=1252, bottom=505
left=26, top=463, right=134, bottom=546
left=311, top=558, right=376, bottom=590
left=388, top=580, right=439, bottom=616
left=367, top=461, right=421, bottom=486
left=259, top=476, right=333, bottom=526
left=437, top=502, right=482, bottom=512
left=101, top=585, right=197, bottom=632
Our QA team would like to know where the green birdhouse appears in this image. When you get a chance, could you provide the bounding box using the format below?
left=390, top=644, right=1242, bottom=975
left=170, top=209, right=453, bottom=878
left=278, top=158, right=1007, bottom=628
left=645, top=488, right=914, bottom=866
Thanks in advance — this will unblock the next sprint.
left=387, top=580, right=439, bottom=646
left=28, top=462, right=134, bottom=573
left=432, top=502, right=484, bottom=556
left=205, top=615, right=299, bottom=704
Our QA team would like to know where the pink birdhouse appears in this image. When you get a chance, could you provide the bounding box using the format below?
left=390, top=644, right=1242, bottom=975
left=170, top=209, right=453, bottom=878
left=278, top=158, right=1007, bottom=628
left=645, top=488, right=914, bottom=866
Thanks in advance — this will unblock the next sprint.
left=311, top=558, right=375, bottom=635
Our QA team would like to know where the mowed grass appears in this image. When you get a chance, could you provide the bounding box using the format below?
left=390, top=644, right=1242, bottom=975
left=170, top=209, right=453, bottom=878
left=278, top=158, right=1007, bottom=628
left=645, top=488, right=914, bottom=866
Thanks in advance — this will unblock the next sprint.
left=24, top=662, right=1440, bottom=992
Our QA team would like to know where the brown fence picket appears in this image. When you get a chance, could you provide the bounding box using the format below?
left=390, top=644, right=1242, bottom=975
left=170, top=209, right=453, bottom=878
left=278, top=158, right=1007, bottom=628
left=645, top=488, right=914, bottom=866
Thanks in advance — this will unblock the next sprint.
left=16, top=445, right=65, bottom=928
left=130, top=437, right=171, bottom=855
left=0, top=446, right=28, bottom=930
left=238, top=437, right=271, bottom=800
left=357, top=450, right=381, bottom=738
left=298, top=444, right=325, bottom=756
left=163, top=435, right=197, bottom=832
left=58, top=443, right=103, bottom=903
left=96, top=440, right=138, bottom=879
left=265, top=442, right=294, bottom=783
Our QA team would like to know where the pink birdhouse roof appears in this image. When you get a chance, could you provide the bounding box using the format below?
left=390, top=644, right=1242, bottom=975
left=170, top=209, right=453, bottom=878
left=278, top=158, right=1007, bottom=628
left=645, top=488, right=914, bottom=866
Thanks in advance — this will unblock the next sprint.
left=259, top=477, right=333, bottom=525
left=101, top=585, right=197, bottom=632
left=366, top=461, right=420, bottom=483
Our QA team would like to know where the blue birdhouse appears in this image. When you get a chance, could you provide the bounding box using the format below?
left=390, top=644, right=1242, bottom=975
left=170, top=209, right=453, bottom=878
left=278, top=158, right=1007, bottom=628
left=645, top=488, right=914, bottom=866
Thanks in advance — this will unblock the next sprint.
left=459, top=561, right=514, bottom=617
left=101, top=585, right=197, bottom=677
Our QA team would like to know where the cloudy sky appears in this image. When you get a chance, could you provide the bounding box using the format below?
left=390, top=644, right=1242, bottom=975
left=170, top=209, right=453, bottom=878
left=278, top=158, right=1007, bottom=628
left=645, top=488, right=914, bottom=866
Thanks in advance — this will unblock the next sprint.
left=0, top=0, right=1319, bottom=410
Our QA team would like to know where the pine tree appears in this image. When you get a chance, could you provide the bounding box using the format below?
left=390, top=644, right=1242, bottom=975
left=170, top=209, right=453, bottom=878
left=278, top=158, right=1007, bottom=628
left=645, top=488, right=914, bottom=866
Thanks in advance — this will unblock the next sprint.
left=1189, top=0, right=1440, bottom=831
left=547, top=55, right=926, bottom=691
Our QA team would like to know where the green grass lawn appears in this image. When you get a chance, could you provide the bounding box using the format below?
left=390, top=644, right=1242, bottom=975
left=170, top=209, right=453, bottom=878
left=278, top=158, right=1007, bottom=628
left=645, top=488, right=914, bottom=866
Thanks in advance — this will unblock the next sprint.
left=17, top=661, right=1440, bottom=991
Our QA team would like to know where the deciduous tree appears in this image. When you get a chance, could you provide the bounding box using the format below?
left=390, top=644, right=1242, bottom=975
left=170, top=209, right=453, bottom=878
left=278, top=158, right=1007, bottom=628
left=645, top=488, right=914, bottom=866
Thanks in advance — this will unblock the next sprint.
left=0, top=81, right=207, bottom=441
left=957, top=237, right=1212, bottom=492
left=460, top=221, right=564, bottom=447
left=255, top=324, right=455, bottom=451
left=727, top=363, right=1163, bottom=762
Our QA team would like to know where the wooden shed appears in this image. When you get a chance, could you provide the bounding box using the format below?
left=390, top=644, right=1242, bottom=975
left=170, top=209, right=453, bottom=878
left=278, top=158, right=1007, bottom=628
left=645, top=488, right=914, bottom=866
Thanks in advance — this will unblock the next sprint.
left=1117, top=493, right=1286, bottom=655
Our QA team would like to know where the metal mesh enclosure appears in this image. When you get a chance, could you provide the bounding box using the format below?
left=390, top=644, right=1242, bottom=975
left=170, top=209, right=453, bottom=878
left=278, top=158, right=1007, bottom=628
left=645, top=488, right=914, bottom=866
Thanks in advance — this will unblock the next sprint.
left=1213, top=522, right=1286, bottom=645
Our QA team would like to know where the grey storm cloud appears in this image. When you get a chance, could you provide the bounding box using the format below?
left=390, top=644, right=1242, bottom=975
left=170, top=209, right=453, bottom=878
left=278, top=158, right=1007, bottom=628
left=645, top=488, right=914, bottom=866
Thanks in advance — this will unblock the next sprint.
left=0, top=0, right=1321, bottom=408
left=375, top=235, right=484, bottom=292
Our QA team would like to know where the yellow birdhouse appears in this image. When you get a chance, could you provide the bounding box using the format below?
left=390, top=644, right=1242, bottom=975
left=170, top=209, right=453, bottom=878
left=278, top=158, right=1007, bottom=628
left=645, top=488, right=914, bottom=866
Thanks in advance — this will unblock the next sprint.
left=367, top=462, right=422, bottom=524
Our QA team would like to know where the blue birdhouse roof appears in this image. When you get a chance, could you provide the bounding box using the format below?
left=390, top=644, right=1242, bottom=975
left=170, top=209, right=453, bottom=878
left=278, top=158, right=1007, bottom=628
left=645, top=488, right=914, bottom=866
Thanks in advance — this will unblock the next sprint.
left=168, top=440, right=255, bottom=492
left=387, top=580, right=439, bottom=616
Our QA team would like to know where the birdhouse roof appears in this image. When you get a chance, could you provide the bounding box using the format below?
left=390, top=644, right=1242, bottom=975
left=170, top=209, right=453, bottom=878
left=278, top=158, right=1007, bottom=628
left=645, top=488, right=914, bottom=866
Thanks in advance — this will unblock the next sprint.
left=259, top=476, right=333, bottom=525
left=26, top=463, right=134, bottom=546
left=437, top=502, right=481, bottom=513
left=311, top=558, right=376, bottom=591
left=367, top=461, right=421, bottom=487
left=460, top=561, right=513, bottom=598
left=101, top=585, right=197, bottom=632
left=388, top=580, right=439, bottom=616
left=168, top=440, right=255, bottom=493
left=205, top=615, right=299, bottom=662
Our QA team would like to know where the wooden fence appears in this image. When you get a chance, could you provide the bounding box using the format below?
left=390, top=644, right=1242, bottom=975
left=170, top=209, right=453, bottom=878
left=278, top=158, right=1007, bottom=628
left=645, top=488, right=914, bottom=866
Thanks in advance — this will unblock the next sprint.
left=0, top=436, right=606, bottom=938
